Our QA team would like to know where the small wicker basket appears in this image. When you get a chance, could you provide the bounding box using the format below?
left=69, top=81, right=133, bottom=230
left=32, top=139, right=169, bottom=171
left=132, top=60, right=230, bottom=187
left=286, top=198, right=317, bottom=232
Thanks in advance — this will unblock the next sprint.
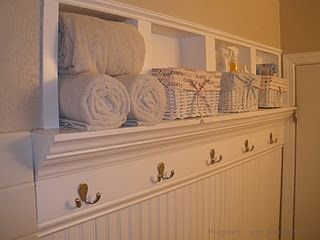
left=258, top=76, right=288, bottom=108
left=218, top=72, right=260, bottom=113
left=151, top=68, right=221, bottom=120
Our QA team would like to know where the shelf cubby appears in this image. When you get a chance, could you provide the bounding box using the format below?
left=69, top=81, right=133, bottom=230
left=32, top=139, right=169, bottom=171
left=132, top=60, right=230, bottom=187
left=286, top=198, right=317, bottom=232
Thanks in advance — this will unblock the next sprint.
left=215, top=38, right=252, bottom=73
left=150, top=24, right=207, bottom=71
left=256, top=49, right=281, bottom=76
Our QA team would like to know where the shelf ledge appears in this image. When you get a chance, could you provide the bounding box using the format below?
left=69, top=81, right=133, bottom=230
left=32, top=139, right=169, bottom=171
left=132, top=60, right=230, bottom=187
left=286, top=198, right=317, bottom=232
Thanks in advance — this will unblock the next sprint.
left=32, top=107, right=296, bottom=180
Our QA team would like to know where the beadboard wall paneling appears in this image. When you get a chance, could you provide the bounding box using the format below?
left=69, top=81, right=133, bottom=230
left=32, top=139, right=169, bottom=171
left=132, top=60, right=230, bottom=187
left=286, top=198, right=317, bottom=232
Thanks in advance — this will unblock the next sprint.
left=40, top=148, right=282, bottom=240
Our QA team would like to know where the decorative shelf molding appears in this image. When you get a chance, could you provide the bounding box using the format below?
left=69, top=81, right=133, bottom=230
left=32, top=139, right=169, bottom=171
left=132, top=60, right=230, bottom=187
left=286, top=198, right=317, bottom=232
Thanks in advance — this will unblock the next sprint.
left=33, top=108, right=296, bottom=180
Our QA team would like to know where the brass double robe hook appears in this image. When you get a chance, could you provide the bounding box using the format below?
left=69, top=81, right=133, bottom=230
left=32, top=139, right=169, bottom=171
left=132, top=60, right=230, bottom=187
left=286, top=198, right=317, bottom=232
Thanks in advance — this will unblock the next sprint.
left=269, top=133, right=278, bottom=144
left=157, top=162, right=175, bottom=182
left=208, top=149, right=223, bottom=165
left=75, top=182, right=101, bottom=208
left=243, top=139, right=254, bottom=153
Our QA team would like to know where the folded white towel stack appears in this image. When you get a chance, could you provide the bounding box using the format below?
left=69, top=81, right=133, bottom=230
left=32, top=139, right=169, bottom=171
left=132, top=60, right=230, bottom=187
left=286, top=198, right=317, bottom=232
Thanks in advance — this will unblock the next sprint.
left=59, top=73, right=130, bottom=129
left=59, top=12, right=145, bottom=76
left=115, top=74, right=167, bottom=126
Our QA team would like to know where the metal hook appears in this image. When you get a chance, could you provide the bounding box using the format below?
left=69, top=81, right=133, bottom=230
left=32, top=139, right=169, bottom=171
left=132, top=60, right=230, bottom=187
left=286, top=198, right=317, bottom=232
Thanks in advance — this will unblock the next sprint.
left=243, top=139, right=254, bottom=153
left=75, top=182, right=101, bottom=208
left=208, top=149, right=223, bottom=165
left=269, top=133, right=278, bottom=144
left=157, top=162, right=175, bottom=182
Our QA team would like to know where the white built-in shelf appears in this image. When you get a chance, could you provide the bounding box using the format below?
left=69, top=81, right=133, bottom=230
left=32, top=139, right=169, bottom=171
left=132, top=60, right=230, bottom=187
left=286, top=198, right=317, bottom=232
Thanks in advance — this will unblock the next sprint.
left=42, top=0, right=283, bottom=129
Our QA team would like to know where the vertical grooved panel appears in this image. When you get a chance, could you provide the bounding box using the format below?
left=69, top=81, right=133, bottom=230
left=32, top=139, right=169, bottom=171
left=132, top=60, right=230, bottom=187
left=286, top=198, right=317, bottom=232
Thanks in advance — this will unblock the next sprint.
left=183, top=185, right=191, bottom=240
left=141, top=201, right=150, bottom=240
left=80, top=220, right=95, bottom=239
left=176, top=187, right=184, bottom=240
left=168, top=191, right=176, bottom=240
left=190, top=183, right=198, bottom=240
left=248, top=160, right=255, bottom=240
left=130, top=204, right=141, bottom=240
left=242, top=162, right=249, bottom=240
left=214, top=174, right=221, bottom=240
left=159, top=194, right=168, bottom=240
left=203, top=178, right=210, bottom=240
left=238, top=163, right=245, bottom=240
left=209, top=175, right=215, bottom=240
left=67, top=225, right=80, bottom=240
left=225, top=169, right=232, bottom=240
left=120, top=208, right=129, bottom=240
left=108, top=211, right=120, bottom=240
left=53, top=231, right=66, bottom=240
left=257, top=155, right=264, bottom=237
left=253, top=158, right=260, bottom=238
left=150, top=197, right=159, bottom=240
left=197, top=180, right=204, bottom=240
left=95, top=215, right=108, bottom=240
left=234, top=165, right=242, bottom=240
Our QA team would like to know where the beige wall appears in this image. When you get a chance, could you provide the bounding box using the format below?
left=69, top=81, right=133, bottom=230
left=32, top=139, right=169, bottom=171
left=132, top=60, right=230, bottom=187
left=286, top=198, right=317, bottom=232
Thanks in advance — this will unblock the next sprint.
left=118, top=0, right=281, bottom=48
left=0, top=0, right=41, bottom=132
left=280, top=0, right=320, bottom=53
left=0, top=2, right=39, bottom=237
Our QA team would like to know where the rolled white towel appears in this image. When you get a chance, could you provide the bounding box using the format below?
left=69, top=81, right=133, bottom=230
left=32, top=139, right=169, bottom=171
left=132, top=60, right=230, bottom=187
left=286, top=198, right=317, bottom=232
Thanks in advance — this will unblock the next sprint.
left=59, top=12, right=145, bottom=76
left=115, top=74, right=166, bottom=126
left=59, top=73, right=130, bottom=129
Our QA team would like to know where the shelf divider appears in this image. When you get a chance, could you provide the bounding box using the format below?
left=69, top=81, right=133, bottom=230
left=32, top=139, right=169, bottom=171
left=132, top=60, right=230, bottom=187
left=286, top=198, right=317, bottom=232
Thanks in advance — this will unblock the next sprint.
left=41, top=0, right=60, bottom=129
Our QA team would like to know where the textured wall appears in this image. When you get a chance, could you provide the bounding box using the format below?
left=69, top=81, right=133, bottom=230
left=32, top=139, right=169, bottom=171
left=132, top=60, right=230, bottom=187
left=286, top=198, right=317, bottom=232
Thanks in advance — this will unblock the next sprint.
left=280, top=0, right=320, bottom=53
left=118, top=0, right=281, bottom=48
left=0, top=2, right=39, bottom=237
left=0, top=0, right=41, bottom=132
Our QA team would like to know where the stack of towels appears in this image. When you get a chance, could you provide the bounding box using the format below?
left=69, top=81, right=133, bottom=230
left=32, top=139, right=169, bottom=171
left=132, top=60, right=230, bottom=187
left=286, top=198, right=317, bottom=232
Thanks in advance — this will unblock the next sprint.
left=58, top=12, right=166, bottom=130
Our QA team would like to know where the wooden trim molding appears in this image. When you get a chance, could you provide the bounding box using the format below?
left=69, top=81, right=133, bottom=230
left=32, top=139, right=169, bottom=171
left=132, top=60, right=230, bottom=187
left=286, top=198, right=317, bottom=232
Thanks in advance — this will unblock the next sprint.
left=283, top=51, right=320, bottom=105
left=33, top=108, right=295, bottom=180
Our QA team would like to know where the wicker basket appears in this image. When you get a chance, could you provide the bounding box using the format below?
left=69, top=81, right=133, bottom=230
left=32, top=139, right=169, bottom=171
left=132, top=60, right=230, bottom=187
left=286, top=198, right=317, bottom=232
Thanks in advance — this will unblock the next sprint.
left=258, top=76, right=288, bottom=108
left=151, top=68, right=221, bottom=120
left=218, top=72, right=260, bottom=113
